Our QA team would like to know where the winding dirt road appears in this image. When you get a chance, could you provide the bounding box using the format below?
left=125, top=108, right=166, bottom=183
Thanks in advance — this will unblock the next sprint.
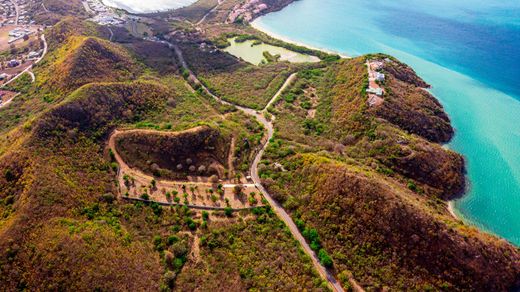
left=170, top=42, right=361, bottom=292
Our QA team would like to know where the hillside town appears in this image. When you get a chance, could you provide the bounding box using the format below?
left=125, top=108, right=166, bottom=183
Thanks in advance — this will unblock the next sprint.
left=85, top=0, right=125, bottom=25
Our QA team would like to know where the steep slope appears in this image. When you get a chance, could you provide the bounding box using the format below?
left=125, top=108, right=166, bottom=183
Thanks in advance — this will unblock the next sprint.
left=115, top=126, right=231, bottom=180
left=262, top=56, right=519, bottom=290
left=264, top=154, right=520, bottom=290
left=41, top=36, right=138, bottom=93
left=369, top=57, right=454, bottom=143
left=0, top=81, right=173, bottom=290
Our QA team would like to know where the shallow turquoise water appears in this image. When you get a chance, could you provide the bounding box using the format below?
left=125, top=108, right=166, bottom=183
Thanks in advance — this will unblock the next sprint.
left=254, top=0, right=520, bottom=245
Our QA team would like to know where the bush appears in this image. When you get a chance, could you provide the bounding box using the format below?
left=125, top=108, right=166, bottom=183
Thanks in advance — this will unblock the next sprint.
left=318, top=249, right=333, bottom=268
left=153, top=235, right=163, bottom=251
left=167, top=235, right=179, bottom=245
left=284, top=93, right=296, bottom=103
left=224, top=207, right=233, bottom=217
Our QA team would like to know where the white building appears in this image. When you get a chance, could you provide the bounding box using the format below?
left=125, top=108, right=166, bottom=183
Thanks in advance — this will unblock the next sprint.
left=375, top=72, right=385, bottom=82
left=366, top=87, right=383, bottom=96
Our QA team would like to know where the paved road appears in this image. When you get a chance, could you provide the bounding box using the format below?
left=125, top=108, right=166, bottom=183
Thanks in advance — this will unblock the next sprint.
left=170, top=42, right=358, bottom=292
left=108, top=27, right=114, bottom=41
left=9, top=0, right=19, bottom=25
left=1, top=34, right=47, bottom=108
left=82, top=0, right=95, bottom=15
left=2, top=34, right=47, bottom=87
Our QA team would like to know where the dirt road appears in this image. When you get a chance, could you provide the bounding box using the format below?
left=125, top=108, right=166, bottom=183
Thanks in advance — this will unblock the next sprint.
left=170, top=42, right=361, bottom=292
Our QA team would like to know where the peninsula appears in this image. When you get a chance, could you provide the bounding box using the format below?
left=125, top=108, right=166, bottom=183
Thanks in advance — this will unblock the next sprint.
left=0, top=0, right=518, bottom=291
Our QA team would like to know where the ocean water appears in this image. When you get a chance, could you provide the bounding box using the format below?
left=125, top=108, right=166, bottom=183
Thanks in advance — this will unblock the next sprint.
left=101, top=0, right=196, bottom=13
left=253, top=0, right=520, bottom=246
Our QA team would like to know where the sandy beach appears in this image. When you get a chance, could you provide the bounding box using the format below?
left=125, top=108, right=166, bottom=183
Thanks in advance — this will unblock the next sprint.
left=448, top=201, right=459, bottom=220
left=251, top=19, right=350, bottom=59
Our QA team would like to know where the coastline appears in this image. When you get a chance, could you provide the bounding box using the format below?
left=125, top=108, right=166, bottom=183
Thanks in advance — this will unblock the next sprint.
left=251, top=6, right=481, bottom=236
left=448, top=201, right=459, bottom=220
left=252, top=12, right=470, bottom=227
left=250, top=19, right=351, bottom=59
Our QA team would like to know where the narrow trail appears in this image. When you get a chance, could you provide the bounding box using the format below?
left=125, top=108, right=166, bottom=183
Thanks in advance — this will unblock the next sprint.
left=196, top=0, right=225, bottom=25
left=169, top=42, right=360, bottom=292
left=41, top=1, right=49, bottom=13
left=27, top=71, right=35, bottom=82
left=108, top=27, right=114, bottom=42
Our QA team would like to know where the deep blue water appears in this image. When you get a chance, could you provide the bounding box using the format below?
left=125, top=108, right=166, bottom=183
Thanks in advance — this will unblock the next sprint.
left=254, top=0, right=520, bottom=245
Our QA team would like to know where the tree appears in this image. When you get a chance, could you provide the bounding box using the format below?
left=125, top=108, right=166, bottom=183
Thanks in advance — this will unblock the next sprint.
left=224, top=207, right=233, bottom=217
left=234, top=185, right=244, bottom=197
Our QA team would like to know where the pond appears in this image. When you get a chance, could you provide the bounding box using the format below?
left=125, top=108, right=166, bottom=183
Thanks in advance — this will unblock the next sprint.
left=223, top=37, right=320, bottom=65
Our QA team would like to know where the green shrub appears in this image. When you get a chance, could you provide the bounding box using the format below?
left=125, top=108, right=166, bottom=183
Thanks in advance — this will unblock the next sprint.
left=318, top=249, right=333, bottom=268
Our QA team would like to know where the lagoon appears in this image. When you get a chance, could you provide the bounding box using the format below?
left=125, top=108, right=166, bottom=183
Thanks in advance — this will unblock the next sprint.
left=254, top=0, right=520, bottom=245
left=223, top=37, right=320, bottom=65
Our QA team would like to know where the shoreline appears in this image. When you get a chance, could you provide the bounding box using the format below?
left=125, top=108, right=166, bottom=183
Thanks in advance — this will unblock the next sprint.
left=251, top=8, right=489, bottom=241
left=447, top=201, right=459, bottom=220
left=250, top=19, right=351, bottom=59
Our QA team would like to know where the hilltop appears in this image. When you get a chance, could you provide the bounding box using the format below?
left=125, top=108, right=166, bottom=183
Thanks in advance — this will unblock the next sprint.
left=40, top=35, right=138, bottom=92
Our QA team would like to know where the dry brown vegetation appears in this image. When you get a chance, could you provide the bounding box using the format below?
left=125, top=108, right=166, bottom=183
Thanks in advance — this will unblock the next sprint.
left=261, top=56, right=519, bottom=290
left=42, top=36, right=139, bottom=93
left=263, top=154, right=520, bottom=290
left=116, top=126, right=230, bottom=180
left=0, top=17, right=328, bottom=290
left=178, top=41, right=303, bottom=109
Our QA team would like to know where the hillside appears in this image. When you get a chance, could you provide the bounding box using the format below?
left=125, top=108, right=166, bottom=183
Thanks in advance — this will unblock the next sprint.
left=262, top=56, right=519, bottom=289
left=264, top=153, right=519, bottom=290
left=0, top=0, right=518, bottom=289
left=0, top=19, right=326, bottom=290
left=41, top=36, right=139, bottom=93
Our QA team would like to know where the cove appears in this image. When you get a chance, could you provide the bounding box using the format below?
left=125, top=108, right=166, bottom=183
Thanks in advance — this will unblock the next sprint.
left=253, top=0, right=520, bottom=245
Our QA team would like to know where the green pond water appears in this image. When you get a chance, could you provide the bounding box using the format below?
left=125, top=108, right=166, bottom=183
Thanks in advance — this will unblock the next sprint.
left=223, top=37, right=320, bottom=65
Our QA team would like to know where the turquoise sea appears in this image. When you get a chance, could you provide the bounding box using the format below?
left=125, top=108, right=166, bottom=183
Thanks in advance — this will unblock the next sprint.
left=253, top=0, right=520, bottom=245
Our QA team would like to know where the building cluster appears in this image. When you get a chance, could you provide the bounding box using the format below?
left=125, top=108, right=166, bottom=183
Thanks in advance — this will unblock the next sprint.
left=8, top=26, right=34, bottom=43
left=86, top=0, right=125, bottom=25
left=227, top=0, right=268, bottom=23
left=15, top=0, right=33, bottom=25
left=366, top=59, right=387, bottom=107
left=0, top=0, right=34, bottom=26
left=0, top=0, right=16, bottom=25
